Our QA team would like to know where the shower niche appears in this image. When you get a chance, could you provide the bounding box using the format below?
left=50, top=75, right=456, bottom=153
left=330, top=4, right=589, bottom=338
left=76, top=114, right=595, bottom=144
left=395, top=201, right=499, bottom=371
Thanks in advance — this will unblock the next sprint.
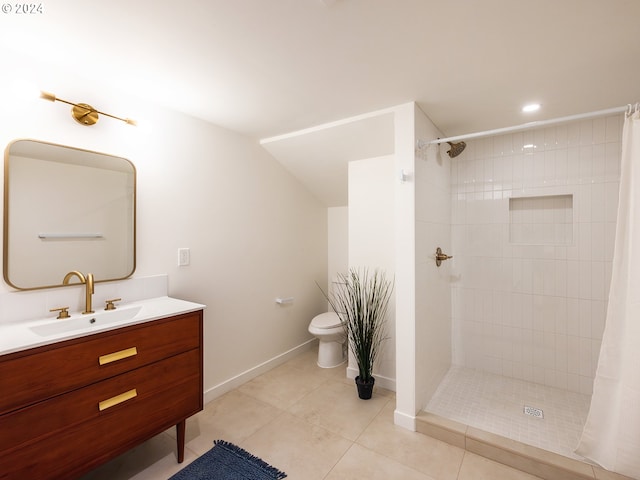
left=509, top=194, right=573, bottom=245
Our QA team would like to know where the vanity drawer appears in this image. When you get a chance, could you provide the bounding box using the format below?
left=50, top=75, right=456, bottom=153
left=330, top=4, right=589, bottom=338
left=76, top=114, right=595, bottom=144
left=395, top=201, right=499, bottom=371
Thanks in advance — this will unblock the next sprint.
left=0, top=349, right=202, bottom=480
left=0, top=310, right=202, bottom=415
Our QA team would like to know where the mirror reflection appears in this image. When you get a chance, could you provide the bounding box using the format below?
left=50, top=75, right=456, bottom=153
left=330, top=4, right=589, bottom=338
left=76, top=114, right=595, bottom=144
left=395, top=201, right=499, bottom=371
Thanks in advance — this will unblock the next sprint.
left=4, top=139, right=136, bottom=290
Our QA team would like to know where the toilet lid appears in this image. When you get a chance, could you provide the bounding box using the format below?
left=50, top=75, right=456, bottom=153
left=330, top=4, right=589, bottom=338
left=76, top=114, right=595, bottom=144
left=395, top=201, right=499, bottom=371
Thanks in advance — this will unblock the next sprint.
left=311, top=312, right=342, bottom=329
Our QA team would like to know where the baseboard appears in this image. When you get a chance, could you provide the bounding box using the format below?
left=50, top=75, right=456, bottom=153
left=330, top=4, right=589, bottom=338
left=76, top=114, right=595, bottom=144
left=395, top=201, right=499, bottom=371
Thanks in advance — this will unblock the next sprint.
left=346, top=365, right=396, bottom=392
left=203, top=339, right=317, bottom=404
left=394, top=409, right=417, bottom=431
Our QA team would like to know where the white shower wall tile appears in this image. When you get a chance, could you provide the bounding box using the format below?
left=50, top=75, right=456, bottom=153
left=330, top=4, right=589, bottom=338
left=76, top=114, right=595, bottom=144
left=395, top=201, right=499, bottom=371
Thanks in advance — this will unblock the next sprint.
left=450, top=115, right=622, bottom=394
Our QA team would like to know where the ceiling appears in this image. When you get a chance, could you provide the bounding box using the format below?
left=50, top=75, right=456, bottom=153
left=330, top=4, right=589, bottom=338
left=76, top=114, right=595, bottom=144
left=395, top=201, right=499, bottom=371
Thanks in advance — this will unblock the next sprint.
left=261, top=109, right=396, bottom=206
left=1, top=0, right=638, bottom=204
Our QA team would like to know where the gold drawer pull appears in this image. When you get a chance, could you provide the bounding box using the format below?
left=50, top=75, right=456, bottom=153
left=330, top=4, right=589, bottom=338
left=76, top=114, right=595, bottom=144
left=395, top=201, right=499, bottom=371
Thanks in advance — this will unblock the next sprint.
left=98, top=388, right=137, bottom=411
left=98, top=347, right=138, bottom=365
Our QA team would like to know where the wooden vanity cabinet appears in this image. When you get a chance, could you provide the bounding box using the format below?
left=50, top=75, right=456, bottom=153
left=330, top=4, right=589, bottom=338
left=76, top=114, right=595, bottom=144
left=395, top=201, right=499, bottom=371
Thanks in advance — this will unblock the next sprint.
left=0, top=310, right=203, bottom=480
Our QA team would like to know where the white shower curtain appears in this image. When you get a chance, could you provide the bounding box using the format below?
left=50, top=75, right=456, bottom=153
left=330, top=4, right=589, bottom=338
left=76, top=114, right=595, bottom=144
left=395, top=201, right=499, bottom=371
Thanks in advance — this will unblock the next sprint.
left=576, top=105, right=640, bottom=479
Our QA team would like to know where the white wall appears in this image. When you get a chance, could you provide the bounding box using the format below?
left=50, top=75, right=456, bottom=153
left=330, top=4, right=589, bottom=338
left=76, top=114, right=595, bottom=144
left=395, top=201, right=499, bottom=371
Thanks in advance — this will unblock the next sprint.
left=394, top=103, right=452, bottom=429
left=414, top=106, right=452, bottom=410
left=450, top=115, right=622, bottom=395
left=348, top=155, right=396, bottom=387
left=0, top=52, right=328, bottom=400
left=328, top=206, right=348, bottom=292
left=393, top=102, right=418, bottom=429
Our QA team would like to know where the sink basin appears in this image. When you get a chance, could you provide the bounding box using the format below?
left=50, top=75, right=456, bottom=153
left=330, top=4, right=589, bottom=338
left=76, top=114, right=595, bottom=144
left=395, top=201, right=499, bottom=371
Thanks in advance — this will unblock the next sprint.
left=30, top=305, right=143, bottom=337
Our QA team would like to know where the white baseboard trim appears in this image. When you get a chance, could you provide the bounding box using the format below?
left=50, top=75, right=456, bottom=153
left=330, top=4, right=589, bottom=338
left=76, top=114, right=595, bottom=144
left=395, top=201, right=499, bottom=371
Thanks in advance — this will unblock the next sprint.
left=394, top=409, right=416, bottom=431
left=203, top=339, right=317, bottom=404
left=346, top=366, right=396, bottom=392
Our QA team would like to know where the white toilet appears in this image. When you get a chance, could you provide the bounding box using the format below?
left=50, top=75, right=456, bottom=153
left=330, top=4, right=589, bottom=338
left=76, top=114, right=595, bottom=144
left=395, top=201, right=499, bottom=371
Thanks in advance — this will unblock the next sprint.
left=308, top=311, right=346, bottom=368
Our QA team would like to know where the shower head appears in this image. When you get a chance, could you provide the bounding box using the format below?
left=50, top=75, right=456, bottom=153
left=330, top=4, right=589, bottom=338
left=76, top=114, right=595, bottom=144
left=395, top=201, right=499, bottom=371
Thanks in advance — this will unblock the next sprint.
left=446, top=141, right=466, bottom=158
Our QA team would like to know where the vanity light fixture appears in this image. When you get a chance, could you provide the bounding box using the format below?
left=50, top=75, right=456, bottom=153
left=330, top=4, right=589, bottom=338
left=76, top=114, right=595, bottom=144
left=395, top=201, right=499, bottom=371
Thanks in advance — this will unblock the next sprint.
left=39, top=91, right=137, bottom=126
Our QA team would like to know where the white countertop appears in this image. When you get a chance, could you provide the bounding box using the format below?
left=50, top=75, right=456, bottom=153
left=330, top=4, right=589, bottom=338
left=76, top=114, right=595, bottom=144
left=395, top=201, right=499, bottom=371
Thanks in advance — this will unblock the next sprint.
left=0, top=296, right=206, bottom=356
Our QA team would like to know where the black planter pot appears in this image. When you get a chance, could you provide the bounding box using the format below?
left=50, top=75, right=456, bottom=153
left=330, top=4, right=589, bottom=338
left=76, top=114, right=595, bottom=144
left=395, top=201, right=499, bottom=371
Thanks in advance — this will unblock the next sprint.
left=355, top=376, right=375, bottom=400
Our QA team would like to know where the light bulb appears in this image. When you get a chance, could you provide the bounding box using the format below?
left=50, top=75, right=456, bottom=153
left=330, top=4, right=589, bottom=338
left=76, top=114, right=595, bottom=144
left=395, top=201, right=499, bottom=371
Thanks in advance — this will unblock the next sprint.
left=522, top=103, right=541, bottom=113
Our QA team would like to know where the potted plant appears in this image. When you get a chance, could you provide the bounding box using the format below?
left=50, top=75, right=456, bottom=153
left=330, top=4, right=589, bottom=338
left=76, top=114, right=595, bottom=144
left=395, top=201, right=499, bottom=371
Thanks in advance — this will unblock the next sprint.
left=325, top=268, right=393, bottom=399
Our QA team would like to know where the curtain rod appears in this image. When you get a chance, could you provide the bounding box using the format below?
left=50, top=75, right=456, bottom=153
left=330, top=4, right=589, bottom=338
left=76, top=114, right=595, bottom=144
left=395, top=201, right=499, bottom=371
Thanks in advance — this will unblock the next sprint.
left=416, top=105, right=628, bottom=148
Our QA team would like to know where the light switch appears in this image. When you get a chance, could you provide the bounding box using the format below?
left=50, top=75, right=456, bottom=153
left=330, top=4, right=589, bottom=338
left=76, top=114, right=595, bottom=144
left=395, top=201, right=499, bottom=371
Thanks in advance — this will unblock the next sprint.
left=178, top=248, right=190, bottom=266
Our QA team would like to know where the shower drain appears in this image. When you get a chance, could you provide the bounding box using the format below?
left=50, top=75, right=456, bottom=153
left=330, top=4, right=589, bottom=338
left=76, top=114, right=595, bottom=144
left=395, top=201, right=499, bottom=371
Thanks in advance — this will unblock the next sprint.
left=523, top=405, right=544, bottom=419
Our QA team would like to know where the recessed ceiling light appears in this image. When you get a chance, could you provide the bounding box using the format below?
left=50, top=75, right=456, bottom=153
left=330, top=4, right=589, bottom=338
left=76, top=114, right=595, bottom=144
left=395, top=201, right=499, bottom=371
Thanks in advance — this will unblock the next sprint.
left=522, top=103, right=541, bottom=113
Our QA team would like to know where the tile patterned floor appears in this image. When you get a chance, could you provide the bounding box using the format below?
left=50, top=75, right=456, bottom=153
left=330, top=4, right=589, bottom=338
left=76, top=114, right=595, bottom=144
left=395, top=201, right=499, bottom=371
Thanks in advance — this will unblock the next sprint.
left=79, top=349, right=544, bottom=480
left=425, top=366, right=591, bottom=460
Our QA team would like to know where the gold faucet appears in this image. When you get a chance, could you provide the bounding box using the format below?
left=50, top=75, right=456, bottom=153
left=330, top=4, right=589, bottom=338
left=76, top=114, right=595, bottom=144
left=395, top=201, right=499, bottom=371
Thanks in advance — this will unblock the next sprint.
left=62, top=270, right=95, bottom=314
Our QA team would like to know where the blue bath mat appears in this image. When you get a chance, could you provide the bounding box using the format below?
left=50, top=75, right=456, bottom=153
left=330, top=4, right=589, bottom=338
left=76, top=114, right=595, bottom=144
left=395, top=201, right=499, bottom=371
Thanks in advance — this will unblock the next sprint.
left=169, top=440, right=287, bottom=479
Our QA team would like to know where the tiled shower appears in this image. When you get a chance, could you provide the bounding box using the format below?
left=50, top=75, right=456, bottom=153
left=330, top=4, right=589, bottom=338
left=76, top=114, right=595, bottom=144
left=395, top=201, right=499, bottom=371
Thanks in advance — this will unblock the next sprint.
left=425, top=115, right=623, bottom=458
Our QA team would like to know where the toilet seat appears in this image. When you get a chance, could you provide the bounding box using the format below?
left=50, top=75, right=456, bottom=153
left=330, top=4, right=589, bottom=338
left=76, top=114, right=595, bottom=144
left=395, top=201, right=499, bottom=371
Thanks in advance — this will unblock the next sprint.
left=310, top=312, right=341, bottom=329
left=308, top=312, right=346, bottom=368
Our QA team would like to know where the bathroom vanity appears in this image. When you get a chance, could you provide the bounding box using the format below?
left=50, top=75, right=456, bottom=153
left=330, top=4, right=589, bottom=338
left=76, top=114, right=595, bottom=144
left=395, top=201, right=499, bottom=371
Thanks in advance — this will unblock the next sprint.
left=0, top=301, right=204, bottom=480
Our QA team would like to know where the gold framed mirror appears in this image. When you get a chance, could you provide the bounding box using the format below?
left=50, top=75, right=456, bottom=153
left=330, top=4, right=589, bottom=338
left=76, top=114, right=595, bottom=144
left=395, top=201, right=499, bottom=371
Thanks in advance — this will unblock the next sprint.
left=3, top=139, right=136, bottom=290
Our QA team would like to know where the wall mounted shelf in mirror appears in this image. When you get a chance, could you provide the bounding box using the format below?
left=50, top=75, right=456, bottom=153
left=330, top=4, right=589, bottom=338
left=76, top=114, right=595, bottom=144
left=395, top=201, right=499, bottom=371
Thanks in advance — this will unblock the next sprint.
left=3, top=139, right=136, bottom=290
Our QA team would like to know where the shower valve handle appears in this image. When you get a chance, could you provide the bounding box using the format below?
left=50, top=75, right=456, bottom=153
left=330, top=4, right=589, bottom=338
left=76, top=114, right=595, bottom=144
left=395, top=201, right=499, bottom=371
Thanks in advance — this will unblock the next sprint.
left=435, top=247, right=453, bottom=267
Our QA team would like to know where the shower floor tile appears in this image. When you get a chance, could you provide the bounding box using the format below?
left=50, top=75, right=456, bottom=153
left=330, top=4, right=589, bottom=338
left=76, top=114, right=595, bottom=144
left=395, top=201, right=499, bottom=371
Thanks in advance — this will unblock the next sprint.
left=424, top=366, right=591, bottom=460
